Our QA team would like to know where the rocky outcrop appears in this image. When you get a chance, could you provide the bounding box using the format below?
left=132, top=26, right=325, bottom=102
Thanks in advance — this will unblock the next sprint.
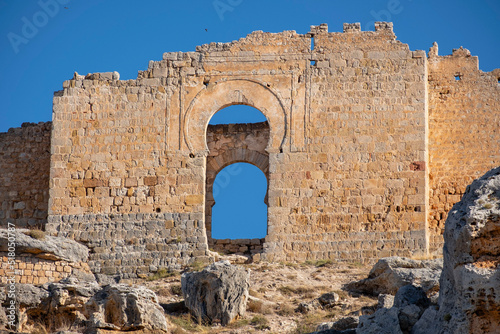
left=0, top=229, right=89, bottom=263
left=414, top=166, right=500, bottom=334
left=84, top=284, right=168, bottom=331
left=3, top=277, right=168, bottom=333
left=346, top=256, right=442, bottom=298
left=181, top=260, right=250, bottom=325
left=357, top=284, right=429, bottom=334
left=356, top=166, right=500, bottom=334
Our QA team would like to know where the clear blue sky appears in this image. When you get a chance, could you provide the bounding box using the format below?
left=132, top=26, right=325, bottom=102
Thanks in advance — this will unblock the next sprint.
left=1, top=0, right=499, bottom=239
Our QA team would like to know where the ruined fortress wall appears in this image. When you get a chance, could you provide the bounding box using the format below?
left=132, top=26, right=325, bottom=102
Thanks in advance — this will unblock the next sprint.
left=0, top=253, right=92, bottom=285
left=45, top=73, right=210, bottom=276
left=0, top=122, right=51, bottom=229
left=427, top=46, right=500, bottom=254
left=264, top=23, right=428, bottom=262
left=44, top=23, right=434, bottom=274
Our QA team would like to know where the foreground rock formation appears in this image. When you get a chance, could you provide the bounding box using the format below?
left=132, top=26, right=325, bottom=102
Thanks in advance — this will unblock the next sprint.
left=181, top=260, right=250, bottom=325
left=1, top=277, right=168, bottom=333
left=346, top=256, right=442, bottom=299
left=354, top=166, right=500, bottom=334
left=417, top=166, right=500, bottom=333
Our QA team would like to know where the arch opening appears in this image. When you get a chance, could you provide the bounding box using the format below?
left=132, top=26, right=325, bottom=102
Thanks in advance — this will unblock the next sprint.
left=211, top=163, right=267, bottom=239
left=205, top=105, right=270, bottom=255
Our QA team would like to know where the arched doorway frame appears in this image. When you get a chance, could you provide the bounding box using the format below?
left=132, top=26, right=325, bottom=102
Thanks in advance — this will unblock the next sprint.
left=184, top=78, right=287, bottom=156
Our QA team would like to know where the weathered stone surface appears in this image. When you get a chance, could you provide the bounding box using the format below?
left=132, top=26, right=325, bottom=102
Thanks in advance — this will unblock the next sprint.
left=346, top=257, right=442, bottom=296
left=316, top=316, right=359, bottom=331
left=0, top=122, right=51, bottom=229
left=411, top=306, right=439, bottom=334
left=393, top=285, right=430, bottom=310
left=181, top=260, right=249, bottom=325
left=5, top=278, right=167, bottom=333
left=377, top=294, right=394, bottom=309
left=0, top=229, right=89, bottom=263
left=429, top=166, right=500, bottom=333
left=357, top=307, right=403, bottom=334
left=84, top=284, right=168, bottom=331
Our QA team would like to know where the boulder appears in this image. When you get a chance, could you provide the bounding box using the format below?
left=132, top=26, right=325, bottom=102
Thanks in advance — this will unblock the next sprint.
left=0, top=229, right=89, bottom=263
left=420, top=166, right=500, bottom=333
left=3, top=278, right=168, bottom=333
left=181, top=260, right=250, bottom=325
left=345, top=256, right=442, bottom=297
left=84, top=284, right=168, bottom=331
left=393, top=285, right=429, bottom=310
left=318, top=292, right=340, bottom=308
left=357, top=307, right=403, bottom=334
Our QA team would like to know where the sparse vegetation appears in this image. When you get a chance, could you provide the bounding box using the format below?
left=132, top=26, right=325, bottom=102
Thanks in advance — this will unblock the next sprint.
left=250, top=315, right=270, bottom=330
left=145, top=259, right=372, bottom=333
left=247, top=298, right=273, bottom=314
left=26, top=229, right=46, bottom=240
left=278, top=285, right=315, bottom=296
left=276, top=303, right=296, bottom=316
left=169, top=314, right=206, bottom=332
left=249, top=289, right=262, bottom=298
left=146, top=267, right=178, bottom=281
left=482, top=202, right=493, bottom=209
left=188, top=260, right=207, bottom=272
left=171, top=284, right=182, bottom=296
left=227, top=318, right=250, bottom=329
left=304, top=259, right=333, bottom=267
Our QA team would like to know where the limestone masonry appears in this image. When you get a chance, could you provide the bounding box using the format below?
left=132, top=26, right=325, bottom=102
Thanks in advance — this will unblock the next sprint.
left=1, top=22, right=499, bottom=277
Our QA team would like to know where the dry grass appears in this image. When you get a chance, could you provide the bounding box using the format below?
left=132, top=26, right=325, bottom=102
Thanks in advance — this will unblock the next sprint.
left=276, top=303, right=296, bottom=316
left=247, top=299, right=274, bottom=314
left=278, top=285, right=315, bottom=297
left=147, top=268, right=179, bottom=281
left=250, top=315, right=270, bottom=330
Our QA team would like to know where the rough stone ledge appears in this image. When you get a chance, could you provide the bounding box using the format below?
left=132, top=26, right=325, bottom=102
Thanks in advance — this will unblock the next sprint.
left=0, top=228, right=88, bottom=263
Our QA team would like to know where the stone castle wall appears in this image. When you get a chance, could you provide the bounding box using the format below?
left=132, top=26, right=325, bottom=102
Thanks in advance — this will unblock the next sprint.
left=0, top=253, right=92, bottom=284
left=0, top=122, right=51, bottom=229
left=427, top=44, right=500, bottom=254
left=0, top=22, right=498, bottom=276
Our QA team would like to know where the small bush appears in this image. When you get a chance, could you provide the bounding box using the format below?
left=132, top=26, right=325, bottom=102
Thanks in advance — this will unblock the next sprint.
left=247, top=299, right=273, bottom=314
left=27, top=229, right=46, bottom=240
left=279, top=285, right=315, bottom=296
left=251, top=315, right=270, bottom=330
left=277, top=303, right=295, bottom=316
left=249, top=289, right=262, bottom=298
left=171, top=284, right=182, bottom=296
left=444, top=313, right=452, bottom=322
left=304, top=259, right=333, bottom=267
left=188, top=260, right=206, bottom=272
left=335, top=289, right=349, bottom=300
left=146, top=268, right=177, bottom=281
left=169, top=314, right=205, bottom=332
left=228, top=318, right=250, bottom=329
